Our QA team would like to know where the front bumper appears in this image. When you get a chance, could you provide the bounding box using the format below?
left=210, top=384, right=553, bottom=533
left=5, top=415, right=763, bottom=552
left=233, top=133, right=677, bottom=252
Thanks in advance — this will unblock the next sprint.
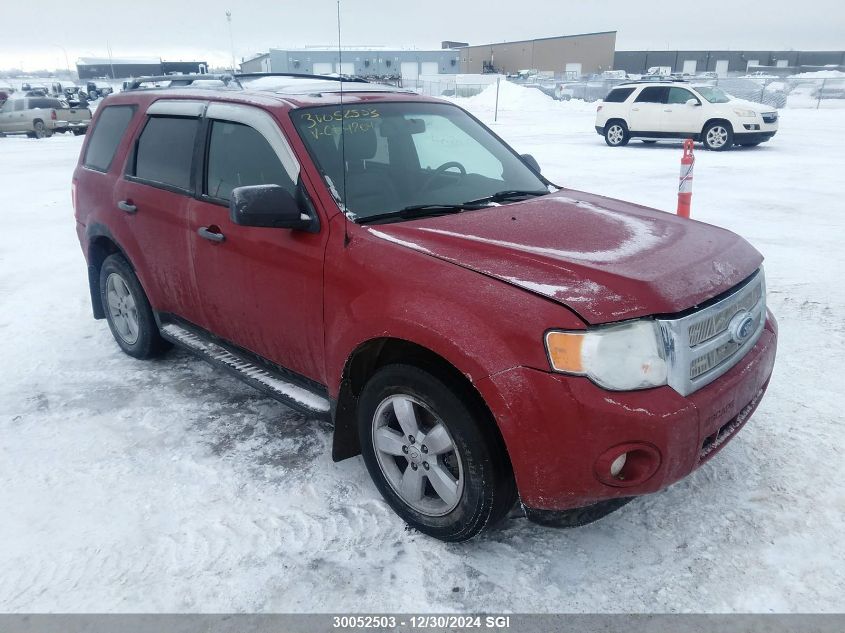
left=735, top=130, right=777, bottom=144
left=476, top=313, right=778, bottom=511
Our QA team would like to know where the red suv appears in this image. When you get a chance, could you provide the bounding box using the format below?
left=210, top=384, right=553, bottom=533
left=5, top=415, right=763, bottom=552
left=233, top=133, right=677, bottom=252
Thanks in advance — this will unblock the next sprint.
left=72, top=74, right=777, bottom=541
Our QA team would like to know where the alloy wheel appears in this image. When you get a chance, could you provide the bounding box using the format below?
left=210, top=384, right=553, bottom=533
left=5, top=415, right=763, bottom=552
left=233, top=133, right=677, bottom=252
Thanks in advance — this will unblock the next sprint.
left=706, top=126, right=729, bottom=149
left=371, top=394, right=464, bottom=516
left=106, top=273, right=140, bottom=345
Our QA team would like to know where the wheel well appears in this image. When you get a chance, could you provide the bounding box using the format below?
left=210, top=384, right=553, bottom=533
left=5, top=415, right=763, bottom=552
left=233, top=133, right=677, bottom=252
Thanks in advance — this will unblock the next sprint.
left=605, top=118, right=627, bottom=131
left=702, top=118, right=733, bottom=134
left=331, top=337, right=513, bottom=474
left=86, top=236, right=125, bottom=319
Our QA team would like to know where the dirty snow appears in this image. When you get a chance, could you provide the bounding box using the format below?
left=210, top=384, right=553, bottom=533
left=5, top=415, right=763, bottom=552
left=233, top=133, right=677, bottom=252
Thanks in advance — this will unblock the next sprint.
left=1, top=85, right=845, bottom=613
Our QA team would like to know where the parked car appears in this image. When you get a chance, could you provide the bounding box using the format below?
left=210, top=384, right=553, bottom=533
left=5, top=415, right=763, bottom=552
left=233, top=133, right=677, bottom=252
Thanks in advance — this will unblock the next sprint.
left=86, top=81, right=114, bottom=100
left=596, top=81, right=779, bottom=150
left=0, top=96, right=91, bottom=138
left=73, top=76, right=777, bottom=541
left=0, top=81, right=13, bottom=104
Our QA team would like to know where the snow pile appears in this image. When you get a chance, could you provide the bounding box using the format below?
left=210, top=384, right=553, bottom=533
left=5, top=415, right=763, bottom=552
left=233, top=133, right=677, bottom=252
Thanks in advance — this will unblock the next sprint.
left=449, top=80, right=594, bottom=113
left=791, top=70, right=845, bottom=78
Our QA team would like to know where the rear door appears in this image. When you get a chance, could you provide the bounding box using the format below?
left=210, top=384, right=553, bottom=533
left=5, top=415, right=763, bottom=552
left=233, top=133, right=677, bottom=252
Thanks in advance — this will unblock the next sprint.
left=112, top=100, right=206, bottom=325
left=661, top=86, right=704, bottom=134
left=186, top=103, right=327, bottom=382
left=628, top=86, right=667, bottom=133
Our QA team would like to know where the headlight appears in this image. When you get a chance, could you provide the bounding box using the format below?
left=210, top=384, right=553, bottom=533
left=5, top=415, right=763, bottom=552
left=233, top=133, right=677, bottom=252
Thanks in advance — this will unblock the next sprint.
left=545, top=320, right=667, bottom=391
left=733, top=109, right=757, bottom=118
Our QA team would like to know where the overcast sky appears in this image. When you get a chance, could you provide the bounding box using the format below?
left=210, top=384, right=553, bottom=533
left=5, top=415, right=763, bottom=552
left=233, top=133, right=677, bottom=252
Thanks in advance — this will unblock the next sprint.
left=2, top=0, right=843, bottom=71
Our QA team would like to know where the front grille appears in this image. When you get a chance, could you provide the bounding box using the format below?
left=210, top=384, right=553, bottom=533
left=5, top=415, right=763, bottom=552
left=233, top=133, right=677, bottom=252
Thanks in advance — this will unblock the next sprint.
left=657, top=270, right=766, bottom=396
left=762, top=112, right=778, bottom=124
left=687, top=282, right=763, bottom=347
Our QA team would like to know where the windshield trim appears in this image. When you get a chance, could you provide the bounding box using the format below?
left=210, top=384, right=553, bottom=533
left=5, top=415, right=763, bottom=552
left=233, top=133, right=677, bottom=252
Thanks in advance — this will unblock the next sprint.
left=289, top=99, right=557, bottom=223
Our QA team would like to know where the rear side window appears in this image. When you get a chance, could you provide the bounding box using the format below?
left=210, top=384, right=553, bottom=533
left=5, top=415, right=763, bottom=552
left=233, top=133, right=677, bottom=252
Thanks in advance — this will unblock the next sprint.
left=28, top=98, right=62, bottom=109
left=604, top=87, right=635, bottom=103
left=205, top=120, right=295, bottom=201
left=134, top=116, right=200, bottom=190
left=83, top=105, right=136, bottom=172
left=634, top=87, right=669, bottom=103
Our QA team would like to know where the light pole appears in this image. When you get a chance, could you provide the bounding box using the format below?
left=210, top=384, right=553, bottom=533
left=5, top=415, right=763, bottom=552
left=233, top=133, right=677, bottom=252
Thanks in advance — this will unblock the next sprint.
left=53, top=44, right=71, bottom=75
left=225, top=10, right=236, bottom=72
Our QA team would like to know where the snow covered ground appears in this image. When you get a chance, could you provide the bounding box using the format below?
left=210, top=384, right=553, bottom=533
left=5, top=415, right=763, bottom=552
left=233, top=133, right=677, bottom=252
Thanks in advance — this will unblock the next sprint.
left=1, top=86, right=844, bottom=613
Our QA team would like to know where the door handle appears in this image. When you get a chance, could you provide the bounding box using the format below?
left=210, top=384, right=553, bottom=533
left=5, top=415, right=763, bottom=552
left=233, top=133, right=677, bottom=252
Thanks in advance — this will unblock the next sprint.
left=198, top=226, right=225, bottom=243
left=117, top=200, right=137, bottom=214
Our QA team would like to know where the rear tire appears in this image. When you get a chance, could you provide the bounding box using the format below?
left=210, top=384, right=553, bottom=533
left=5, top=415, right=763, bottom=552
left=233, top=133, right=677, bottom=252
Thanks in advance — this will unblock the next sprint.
left=72, top=128, right=87, bottom=136
left=702, top=121, right=734, bottom=151
left=99, top=254, right=170, bottom=359
left=358, top=364, right=517, bottom=541
left=604, top=121, right=630, bottom=147
left=32, top=120, right=49, bottom=139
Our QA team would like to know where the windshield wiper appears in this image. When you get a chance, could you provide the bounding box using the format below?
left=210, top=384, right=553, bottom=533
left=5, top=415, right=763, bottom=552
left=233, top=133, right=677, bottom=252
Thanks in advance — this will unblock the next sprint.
left=463, top=189, right=549, bottom=205
left=357, top=203, right=485, bottom=225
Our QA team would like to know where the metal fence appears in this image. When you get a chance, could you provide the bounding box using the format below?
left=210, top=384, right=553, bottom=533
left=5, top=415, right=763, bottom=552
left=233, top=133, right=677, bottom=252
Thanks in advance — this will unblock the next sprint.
left=401, top=76, right=845, bottom=110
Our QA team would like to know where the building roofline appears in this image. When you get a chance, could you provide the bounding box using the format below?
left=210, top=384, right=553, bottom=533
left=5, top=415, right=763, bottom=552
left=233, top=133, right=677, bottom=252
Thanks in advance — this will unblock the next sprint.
left=461, top=30, right=617, bottom=49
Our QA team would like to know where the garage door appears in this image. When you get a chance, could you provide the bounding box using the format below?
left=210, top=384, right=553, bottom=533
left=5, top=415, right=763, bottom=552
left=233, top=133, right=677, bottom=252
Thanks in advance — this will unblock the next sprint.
left=682, top=60, right=697, bottom=74
left=715, top=60, right=729, bottom=77
left=420, top=61, right=439, bottom=76
left=400, top=62, right=419, bottom=81
left=335, top=62, right=354, bottom=75
left=313, top=62, right=333, bottom=76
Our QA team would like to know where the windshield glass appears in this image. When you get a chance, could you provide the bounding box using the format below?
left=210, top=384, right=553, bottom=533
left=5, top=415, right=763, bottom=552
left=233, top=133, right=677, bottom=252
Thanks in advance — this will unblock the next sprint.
left=292, top=102, right=548, bottom=221
left=695, top=86, right=732, bottom=103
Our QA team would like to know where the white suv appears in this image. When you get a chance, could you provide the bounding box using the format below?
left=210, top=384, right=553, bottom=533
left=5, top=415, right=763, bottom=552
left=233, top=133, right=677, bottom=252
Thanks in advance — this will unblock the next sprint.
left=595, top=81, right=779, bottom=151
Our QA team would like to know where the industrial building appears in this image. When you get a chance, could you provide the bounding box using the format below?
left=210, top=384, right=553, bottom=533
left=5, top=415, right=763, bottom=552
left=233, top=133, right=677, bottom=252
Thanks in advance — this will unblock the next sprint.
left=613, top=50, right=845, bottom=76
left=457, top=31, right=617, bottom=76
left=76, top=58, right=208, bottom=80
left=239, top=48, right=460, bottom=80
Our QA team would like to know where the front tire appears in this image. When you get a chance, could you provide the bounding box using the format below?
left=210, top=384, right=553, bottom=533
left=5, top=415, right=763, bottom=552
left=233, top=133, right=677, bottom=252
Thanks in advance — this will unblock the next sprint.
left=99, top=254, right=170, bottom=359
left=702, top=121, right=734, bottom=151
left=358, top=364, right=516, bottom=541
left=604, top=121, right=630, bottom=147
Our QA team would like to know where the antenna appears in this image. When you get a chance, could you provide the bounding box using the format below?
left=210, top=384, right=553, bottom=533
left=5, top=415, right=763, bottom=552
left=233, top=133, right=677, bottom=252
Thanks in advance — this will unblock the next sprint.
left=337, top=0, right=350, bottom=246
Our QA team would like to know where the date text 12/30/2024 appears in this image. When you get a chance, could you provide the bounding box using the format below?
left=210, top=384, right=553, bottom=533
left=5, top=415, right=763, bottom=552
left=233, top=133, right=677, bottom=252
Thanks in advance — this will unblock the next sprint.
left=332, top=615, right=512, bottom=629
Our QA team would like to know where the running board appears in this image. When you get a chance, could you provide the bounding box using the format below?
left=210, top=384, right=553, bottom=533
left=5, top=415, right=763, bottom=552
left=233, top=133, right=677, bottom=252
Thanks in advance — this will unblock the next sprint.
left=160, top=323, right=331, bottom=418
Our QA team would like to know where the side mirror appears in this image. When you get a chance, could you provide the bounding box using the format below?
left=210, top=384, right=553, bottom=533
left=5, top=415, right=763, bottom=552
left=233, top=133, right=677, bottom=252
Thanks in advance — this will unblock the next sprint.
left=229, top=185, right=311, bottom=230
left=521, top=153, right=542, bottom=174
left=686, top=98, right=701, bottom=106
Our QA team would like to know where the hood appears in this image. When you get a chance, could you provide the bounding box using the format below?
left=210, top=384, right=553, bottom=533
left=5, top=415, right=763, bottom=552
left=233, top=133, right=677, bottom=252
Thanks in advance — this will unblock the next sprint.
left=731, top=98, right=774, bottom=113
left=366, top=190, right=762, bottom=324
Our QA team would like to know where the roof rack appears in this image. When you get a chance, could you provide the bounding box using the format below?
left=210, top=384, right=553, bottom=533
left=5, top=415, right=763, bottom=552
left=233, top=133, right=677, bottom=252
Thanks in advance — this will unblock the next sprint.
left=618, top=77, right=689, bottom=86
left=125, top=74, right=240, bottom=90
left=123, top=72, right=371, bottom=92
left=236, top=72, right=370, bottom=84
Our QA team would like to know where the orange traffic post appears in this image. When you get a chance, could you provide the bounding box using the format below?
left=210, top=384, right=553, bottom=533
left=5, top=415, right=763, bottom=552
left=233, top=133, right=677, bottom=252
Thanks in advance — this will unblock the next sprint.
left=677, top=139, right=695, bottom=218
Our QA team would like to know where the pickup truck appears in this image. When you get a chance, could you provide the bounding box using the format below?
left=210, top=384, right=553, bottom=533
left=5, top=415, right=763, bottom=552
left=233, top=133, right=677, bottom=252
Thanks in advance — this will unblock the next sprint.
left=0, top=96, right=91, bottom=137
left=72, top=75, right=777, bottom=541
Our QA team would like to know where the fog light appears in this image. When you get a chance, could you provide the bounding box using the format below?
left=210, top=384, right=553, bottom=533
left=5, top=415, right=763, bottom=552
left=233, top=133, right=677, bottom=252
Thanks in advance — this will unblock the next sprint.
left=610, top=453, right=627, bottom=477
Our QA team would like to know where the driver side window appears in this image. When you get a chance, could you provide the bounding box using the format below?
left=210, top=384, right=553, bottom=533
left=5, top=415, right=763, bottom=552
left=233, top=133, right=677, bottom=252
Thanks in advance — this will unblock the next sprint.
left=411, top=115, right=503, bottom=180
left=205, top=120, right=296, bottom=202
left=667, top=88, right=698, bottom=104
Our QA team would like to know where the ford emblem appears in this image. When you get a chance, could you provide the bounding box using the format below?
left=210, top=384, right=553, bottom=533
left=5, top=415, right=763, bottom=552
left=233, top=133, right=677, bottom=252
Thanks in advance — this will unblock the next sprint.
left=729, top=311, right=755, bottom=344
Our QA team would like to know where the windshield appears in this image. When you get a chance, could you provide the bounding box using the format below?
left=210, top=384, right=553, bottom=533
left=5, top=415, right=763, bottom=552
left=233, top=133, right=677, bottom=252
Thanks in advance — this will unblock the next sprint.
left=292, top=102, right=548, bottom=221
left=695, top=86, right=732, bottom=103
